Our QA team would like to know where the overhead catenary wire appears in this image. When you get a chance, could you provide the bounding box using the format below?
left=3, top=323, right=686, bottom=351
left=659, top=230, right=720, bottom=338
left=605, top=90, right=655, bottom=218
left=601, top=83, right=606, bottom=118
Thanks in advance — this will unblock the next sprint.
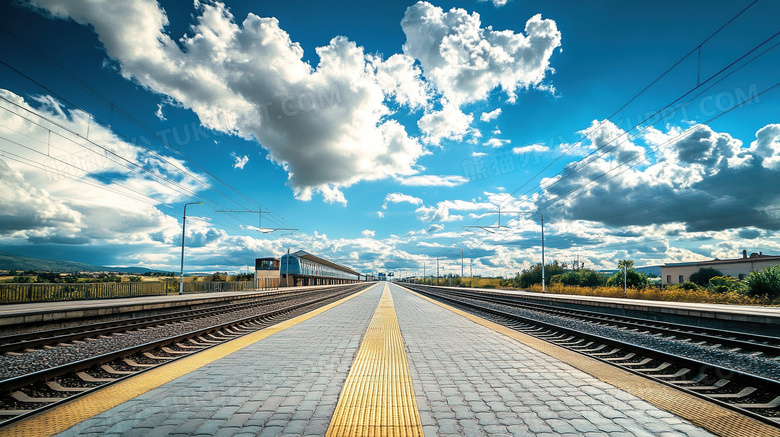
left=536, top=79, right=780, bottom=218
left=526, top=29, right=780, bottom=213
left=0, top=41, right=296, bottom=231
left=469, top=1, right=765, bottom=228
left=472, top=31, right=780, bottom=262
left=0, top=52, right=263, bottom=211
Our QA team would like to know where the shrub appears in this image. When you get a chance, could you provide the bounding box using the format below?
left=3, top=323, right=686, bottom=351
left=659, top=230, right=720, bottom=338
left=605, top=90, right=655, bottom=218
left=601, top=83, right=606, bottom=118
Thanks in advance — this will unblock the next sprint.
left=743, top=266, right=780, bottom=299
left=708, top=276, right=744, bottom=294
left=678, top=281, right=700, bottom=290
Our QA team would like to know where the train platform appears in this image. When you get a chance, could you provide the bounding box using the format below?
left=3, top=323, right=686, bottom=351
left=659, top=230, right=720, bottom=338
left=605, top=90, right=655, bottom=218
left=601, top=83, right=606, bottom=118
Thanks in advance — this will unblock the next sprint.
left=0, top=285, right=333, bottom=328
left=455, top=286, right=780, bottom=334
left=5, top=282, right=777, bottom=436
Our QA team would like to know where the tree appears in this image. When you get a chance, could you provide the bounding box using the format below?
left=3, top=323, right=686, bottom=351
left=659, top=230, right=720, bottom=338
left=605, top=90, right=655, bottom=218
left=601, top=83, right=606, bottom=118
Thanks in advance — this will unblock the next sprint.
left=689, top=267, right=723, bottom=286
left=515, top=261, right=567, bottom=288
left=560, top=269, right=607, bottom=288
left=210, top=272, right=227, bottom=282
left=606, top=266, right=648, bottom=289
left=617, top=259, right=634, bottom=270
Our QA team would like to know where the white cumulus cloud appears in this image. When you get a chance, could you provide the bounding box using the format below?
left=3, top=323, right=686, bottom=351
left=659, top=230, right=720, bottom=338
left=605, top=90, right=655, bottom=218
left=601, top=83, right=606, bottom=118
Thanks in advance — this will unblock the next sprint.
left=401, top=2, right=561, bottom=105
left=513, top=144, right=549, bottom=154
left=383, top=192, right=424, bottom=209
left=483, top=138, right=511, bottom=148
left=28, top=0, right=427, bottom=203
left=395, top=175, right=468, bottom=187
left=230, top=152, right=249, bottom=169
left=417, top=100, right=473, bottom=145
left=480, top=108, right=502, bottom=122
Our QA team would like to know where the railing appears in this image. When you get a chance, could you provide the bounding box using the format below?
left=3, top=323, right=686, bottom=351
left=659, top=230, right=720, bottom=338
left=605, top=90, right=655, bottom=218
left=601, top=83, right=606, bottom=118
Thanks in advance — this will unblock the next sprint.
left=182, top=281, right=257, bottom=293
left=0, top=279, right=277, bottom=304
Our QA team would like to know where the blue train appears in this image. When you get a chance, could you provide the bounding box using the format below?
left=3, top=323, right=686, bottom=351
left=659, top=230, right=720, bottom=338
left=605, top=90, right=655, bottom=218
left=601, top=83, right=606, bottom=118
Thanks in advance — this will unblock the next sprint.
left=258, top=250, right=362, bottom=287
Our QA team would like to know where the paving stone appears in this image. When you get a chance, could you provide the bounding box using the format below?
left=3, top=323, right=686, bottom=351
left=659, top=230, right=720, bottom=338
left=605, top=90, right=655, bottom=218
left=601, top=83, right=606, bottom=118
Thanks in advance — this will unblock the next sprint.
left=436, top=418, right=461, bottom=434
left=55, top=286, right=383, bottom=437
left=389, top=284, right=715, bottom=437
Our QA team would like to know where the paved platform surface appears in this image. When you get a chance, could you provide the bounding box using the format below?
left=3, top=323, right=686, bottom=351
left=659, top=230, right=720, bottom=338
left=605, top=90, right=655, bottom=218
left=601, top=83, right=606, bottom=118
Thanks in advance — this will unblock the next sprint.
left=391, top=283, right=714, bottom=437
left=54, top=285, right=383, bottom=436
left=44, top=282, right=722, bottom=436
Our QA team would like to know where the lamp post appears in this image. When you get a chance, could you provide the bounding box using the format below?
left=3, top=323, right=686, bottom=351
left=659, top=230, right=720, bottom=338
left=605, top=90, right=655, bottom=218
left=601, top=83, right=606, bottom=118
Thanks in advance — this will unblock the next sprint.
left=460, top=248, right=464, bottom=280
left=179, top=201, right=202, bottom=295
left=539, top=213, right=545, bottom=294
left=285, top=248, right=290, bottom=287
left=623, top=264, right=627, bottom=298
left=436, top=257, right=439, bottom=286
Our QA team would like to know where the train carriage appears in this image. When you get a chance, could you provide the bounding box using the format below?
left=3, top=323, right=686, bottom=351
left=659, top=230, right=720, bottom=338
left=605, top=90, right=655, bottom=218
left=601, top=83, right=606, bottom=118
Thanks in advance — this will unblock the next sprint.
left=257, top=250, right=363, bottom=287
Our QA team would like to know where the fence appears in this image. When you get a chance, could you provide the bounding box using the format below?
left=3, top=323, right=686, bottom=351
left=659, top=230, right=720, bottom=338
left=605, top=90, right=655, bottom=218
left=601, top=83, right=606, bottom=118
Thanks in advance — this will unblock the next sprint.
left=0, top=279, right=275, bottom=305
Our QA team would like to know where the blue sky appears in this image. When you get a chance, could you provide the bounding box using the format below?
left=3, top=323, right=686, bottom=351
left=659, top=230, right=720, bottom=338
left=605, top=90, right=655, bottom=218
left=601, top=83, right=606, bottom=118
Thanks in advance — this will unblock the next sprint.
left=1, top=0, right=779, bottom=277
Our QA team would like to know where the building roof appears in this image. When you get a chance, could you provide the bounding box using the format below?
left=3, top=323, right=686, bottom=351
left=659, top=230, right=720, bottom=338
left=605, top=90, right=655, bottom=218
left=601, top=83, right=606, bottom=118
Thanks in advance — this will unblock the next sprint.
left=663, top=253, right=780, bottom=268
left=291, top=250, right=361, bottom=276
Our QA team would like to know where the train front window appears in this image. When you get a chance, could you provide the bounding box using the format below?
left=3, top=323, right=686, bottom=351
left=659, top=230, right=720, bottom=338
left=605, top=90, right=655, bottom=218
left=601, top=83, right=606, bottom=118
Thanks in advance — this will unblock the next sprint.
left=257, top=259, right=277, bottom=270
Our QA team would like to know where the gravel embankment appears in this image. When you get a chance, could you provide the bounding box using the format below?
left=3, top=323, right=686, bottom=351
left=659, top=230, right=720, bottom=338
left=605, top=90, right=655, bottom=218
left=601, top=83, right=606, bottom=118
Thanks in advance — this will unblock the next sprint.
left=0, top=295, right=328, bottom=381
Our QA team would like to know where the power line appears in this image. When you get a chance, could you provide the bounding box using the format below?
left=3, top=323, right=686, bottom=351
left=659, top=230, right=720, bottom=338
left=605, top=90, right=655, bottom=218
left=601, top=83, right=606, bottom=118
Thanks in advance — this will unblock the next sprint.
left=0, top=34, right=296, bottom=230
left=470, top=1, right=764, bottom=227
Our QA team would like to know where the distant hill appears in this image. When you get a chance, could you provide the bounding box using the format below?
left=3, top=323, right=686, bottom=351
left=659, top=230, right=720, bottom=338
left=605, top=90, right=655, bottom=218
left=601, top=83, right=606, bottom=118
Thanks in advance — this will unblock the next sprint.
left=636, top=265, right=662, bottom=277
left=597, top=266, right=662, bottom=277
left=0, top=251, right=168, bottom=274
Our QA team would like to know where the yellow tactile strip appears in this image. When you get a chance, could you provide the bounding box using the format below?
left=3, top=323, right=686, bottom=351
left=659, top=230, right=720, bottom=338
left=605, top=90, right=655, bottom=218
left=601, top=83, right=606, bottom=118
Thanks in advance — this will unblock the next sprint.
left=1, top=285, right=376, bottom=437
left=327, top=283, right=423, bottom=437
left=406, top=288, right=780, bottom=437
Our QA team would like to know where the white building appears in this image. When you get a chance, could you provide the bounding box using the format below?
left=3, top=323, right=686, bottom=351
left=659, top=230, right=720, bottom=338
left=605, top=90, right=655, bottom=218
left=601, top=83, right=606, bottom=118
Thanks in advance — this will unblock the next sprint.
left=661, top=250, right=780, bottom=285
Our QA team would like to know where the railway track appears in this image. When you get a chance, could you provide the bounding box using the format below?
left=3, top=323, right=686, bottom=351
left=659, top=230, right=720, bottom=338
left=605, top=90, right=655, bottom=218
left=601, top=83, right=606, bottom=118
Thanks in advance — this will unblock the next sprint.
left=0, top=287, right=342, bottom=355
left=401, top=284, right=780, bottom=427
left=414, top=287, right=780, bottom=358
left=0, top=283, right=371, bottom=426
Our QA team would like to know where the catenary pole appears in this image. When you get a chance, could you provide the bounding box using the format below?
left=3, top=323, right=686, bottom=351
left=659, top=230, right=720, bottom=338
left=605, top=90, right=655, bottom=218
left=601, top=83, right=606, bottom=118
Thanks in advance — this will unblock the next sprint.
left=179, top=202, right=202, bottom=295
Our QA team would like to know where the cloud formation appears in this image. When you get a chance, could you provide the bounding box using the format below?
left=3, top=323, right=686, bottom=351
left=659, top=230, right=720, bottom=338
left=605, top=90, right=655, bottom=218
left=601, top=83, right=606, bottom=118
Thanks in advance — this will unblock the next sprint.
left=383, top=193, right=424, bottom=209
left=513, top=144, right=549, bottom=154
left=401, top=2, right=561, bottom=105
left=480, top=108, right=502, bottom=122
left=230, top=152, right=249, bottom=169
left=0, top=89, right=189, bottom=247
left=395, top=175, right=468, bottom=187
left=537, top=122, right=780, bottom=232
left=28, top=0, right=427, bottom=203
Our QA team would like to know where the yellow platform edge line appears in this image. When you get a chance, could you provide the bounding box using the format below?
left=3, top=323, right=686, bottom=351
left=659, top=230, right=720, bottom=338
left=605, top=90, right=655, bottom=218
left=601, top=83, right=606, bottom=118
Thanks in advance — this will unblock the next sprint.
left=405, top=288, right=780, bottom=437
left=326, top=283, right=423, bottom=437
left=3, top=284, right=379, bottom=437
